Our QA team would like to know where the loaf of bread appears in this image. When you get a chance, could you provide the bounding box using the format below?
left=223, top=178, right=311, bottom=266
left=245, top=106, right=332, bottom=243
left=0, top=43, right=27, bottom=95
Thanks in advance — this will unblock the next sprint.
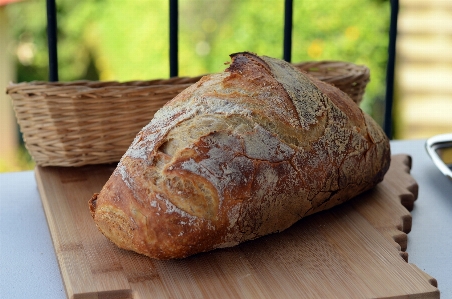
left=89, top=52, right=390, bottom=259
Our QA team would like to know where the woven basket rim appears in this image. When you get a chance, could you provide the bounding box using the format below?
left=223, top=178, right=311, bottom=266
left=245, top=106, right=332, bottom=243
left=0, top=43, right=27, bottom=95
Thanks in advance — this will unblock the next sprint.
left=6, top=76, right=204, bottom=94
left=295, top=60, right=370, bottom=74
left=295, top=60, right=369, bottom=68
left=8, top=75, right=203, bottom=86
left=7, top=60, right=368, bottom=90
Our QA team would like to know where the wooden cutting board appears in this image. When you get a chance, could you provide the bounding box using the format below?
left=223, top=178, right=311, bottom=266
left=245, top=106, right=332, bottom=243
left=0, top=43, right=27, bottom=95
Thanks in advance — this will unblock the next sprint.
left=35, top=154, right=439, bottom=299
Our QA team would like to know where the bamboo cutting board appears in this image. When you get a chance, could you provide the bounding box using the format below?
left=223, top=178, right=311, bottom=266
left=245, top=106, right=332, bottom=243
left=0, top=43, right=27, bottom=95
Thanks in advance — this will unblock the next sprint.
left=35, top=154, right=439, bottom=299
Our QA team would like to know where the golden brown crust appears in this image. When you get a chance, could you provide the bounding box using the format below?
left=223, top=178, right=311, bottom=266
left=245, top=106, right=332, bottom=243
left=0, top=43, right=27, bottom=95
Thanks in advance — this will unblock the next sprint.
left=89, top=52, right=390, bottom=259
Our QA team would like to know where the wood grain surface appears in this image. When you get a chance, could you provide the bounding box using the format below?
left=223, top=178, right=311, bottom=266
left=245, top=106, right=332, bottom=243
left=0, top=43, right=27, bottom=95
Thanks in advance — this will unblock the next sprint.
left=35, top=154, right=439, bottom=299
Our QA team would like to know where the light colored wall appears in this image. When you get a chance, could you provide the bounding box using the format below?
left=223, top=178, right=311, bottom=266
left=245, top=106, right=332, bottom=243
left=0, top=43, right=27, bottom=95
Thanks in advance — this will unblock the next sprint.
left=0, top=6, right=18, bottom=164
left=397, top=0, right=452, bottom=139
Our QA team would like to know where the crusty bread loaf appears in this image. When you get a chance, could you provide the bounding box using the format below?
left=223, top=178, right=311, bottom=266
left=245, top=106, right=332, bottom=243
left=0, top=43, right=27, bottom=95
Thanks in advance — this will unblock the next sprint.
left=89, top=52, right=390, bottom=259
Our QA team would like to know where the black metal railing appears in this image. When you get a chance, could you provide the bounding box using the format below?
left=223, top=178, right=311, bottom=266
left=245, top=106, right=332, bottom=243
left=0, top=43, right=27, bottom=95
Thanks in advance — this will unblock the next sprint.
left=45, top=0, right=58, bottom=82
left=44, top=0, right=398, bottom=138
left=384, top=0, right=399, bottom=139
left=169, top=0, right=179, bottom=77
left=283, top=0, right=294, bottom=62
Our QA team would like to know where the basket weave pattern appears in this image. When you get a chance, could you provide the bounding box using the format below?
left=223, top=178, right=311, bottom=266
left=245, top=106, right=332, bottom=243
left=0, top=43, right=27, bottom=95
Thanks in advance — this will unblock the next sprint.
left=7, top=61, right=369, bottom=167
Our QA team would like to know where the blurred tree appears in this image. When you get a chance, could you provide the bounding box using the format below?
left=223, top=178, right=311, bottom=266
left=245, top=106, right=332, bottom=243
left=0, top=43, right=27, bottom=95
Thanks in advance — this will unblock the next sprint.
left=7, top=0, right=101, bottom=81
left=178, top=0, right=285, bottom=75
left=6, top=0, right=389, bottom=123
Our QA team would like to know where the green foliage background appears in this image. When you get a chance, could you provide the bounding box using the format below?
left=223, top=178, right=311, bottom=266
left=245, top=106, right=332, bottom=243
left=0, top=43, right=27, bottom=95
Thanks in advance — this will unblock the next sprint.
left=7, top=0, right=390, bottom=124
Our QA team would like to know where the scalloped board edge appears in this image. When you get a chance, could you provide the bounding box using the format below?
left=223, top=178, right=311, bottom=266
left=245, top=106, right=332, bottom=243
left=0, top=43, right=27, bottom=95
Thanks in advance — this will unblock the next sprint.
left=35, top=154, right=439, bottom=299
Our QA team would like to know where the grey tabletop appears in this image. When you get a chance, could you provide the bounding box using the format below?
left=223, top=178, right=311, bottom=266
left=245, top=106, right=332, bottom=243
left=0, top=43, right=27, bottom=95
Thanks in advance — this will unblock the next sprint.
left=0, top=139, right=450, bottom=299
left=391, top=139, right=452, bottom=297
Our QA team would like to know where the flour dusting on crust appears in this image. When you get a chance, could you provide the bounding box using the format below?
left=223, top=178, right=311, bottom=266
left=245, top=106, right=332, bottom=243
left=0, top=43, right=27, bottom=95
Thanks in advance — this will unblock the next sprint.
left=90, top=52, right=391, bottom=260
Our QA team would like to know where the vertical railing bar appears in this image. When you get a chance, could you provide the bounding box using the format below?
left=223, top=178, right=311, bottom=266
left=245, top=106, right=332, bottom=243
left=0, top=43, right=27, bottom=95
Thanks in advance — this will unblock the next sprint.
left=283, top=0, right=293, bottom=62
left=169, top=0, right=179, bottom=77
left=46, top=0, right=59, bottom=82
left=384, top=0, right=399, bottom=139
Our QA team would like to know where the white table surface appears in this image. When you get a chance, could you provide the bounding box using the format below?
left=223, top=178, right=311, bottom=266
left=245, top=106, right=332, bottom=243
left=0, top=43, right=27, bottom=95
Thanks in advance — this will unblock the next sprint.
left=0, top=139, right=451, bottom=299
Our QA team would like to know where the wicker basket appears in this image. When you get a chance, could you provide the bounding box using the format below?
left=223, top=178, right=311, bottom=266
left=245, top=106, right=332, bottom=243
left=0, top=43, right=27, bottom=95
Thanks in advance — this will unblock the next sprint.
left=7, top=61, right=369, bottom=167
